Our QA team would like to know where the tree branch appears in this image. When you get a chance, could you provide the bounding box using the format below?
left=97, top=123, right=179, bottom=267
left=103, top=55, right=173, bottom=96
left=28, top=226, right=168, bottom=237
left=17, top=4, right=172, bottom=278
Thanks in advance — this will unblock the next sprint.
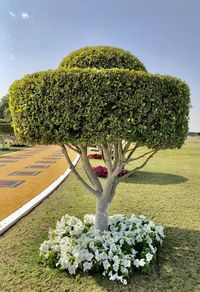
left=112, top=141, right=125, bottom=177
left=61, top=144, right=98, bottom=197
left=126, top=149, right=155, bottom=163
left=111, top=141, right=124, bottom=177
left=79, top=145, right=102, bottom=194
left=125, top=143, right=139, bottom=162
left=126, top=144, right=139, bottom=153
left=113, top=143, right=119, bottom=170
left=118, top=140, right=124, bottom=164
left=101, top=144, right=113, bottom=176
left=123, top=141, right=132, bottom=155
left=66, top=143, right=81, bottom=154
left=97, top=144, right=105, bottom=164
left=117, top=150, right=158, bottom=183
left=82, top=164, right=96, bottom=186
left=108, top=180, right=117, bottom=203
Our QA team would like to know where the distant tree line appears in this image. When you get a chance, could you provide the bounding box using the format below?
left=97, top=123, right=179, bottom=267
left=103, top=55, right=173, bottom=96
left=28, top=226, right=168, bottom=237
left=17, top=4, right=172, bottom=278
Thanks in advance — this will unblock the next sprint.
left=0, top=94, right=16, bottom=148
left=188, top=132, right=200, bottom=137
left=0, top=94, right=11, bottom=122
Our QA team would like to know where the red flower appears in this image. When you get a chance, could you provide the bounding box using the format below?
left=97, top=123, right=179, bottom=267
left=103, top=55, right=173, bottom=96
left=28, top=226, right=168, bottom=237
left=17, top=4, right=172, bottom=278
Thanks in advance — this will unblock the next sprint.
left=118, top=168, right=129, bottom=177
left=87, top=153, right=102, bottom=159
left=92, top=166, right=108, bottom=177
left=92, top=166, right=128, bottom=178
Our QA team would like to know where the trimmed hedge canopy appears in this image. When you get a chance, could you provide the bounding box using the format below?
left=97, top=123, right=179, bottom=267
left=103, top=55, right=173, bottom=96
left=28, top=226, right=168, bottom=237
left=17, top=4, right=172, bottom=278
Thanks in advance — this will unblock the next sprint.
left=9, top=46, right=190, bottom=150
left=59, top=46, right=147, bottom=71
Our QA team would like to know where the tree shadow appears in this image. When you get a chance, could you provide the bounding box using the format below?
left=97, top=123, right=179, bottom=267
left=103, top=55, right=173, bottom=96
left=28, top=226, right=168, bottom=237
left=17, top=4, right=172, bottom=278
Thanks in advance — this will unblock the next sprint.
left=123, top=171, right=188, bottom=185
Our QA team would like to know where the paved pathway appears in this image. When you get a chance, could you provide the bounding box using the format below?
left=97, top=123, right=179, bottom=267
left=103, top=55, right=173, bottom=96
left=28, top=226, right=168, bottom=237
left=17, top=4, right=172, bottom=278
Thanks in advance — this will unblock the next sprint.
left=0, top=145, right=76, bottom=221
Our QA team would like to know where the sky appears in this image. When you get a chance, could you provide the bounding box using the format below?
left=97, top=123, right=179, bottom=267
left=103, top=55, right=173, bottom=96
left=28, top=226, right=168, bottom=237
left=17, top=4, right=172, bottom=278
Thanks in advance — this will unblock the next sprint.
left=0, top=0, right=199, bottom=131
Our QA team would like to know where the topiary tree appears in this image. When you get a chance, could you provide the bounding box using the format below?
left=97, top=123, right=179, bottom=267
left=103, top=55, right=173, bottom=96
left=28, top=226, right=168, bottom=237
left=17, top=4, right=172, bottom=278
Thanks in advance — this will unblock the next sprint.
left=9, top=46, right=190, bottom=231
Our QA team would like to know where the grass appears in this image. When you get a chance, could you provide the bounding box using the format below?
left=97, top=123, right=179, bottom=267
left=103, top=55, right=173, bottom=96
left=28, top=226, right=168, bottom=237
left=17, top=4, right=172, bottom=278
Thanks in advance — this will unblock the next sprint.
left=0, top=139, right=200, bottom=291
left=0, top=145, right=28, bottom=155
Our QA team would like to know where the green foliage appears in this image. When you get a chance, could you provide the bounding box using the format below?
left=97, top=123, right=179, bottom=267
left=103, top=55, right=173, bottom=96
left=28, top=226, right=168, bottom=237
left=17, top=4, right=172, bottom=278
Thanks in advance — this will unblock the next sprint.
left=0, top=94, right=11, bottom=121
left=3, top=107, right=12, bottom=122
left=40, top=250, right=58, bottom=268
left=0, top=122, right=13, bottom=135
left=59, top=46, right=147, bottom=71
left=0, top=95, right=8, bottom=118
left=9, top=68, right=189, bottom=149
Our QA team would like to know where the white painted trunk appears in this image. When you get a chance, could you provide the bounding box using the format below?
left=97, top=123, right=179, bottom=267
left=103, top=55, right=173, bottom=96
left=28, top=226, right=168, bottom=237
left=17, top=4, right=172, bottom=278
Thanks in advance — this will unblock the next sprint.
left=2, top=138, right=5, bottom=148
left=94, top=178, right=116, bottom=231
left=95, top=196, right=110, bottom=232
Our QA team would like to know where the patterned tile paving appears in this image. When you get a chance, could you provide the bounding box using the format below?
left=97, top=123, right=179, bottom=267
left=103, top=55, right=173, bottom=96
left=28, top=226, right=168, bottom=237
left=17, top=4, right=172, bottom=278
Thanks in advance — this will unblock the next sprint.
left=19, top=149, right=30, bottom=151
left=25, top=165, right=50, bottom=169
left=35, top=160, right=56, bottom=164
left=0, top=145, right=76, bottom=220
left=0, top=156, right=18, bottom=159
left=18, top=154, right=34, bottom=156
left=9, top=171, right=40, bottom=176
left=12, top=156, right=29, bottom=159
left=0, top=160, right=18, bottom=163
left=0, top=156, right=25, bottom=160
left=0, top=180, right=25, bottom=188
left=42, top=157, right=60, bottom=160
left=50, top=156, right=62, bottom=158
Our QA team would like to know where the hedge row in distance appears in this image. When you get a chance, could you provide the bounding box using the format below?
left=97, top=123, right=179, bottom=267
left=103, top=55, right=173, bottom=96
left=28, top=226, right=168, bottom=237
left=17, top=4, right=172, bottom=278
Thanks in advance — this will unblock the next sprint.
left=0, top=122, right=13, bottom=135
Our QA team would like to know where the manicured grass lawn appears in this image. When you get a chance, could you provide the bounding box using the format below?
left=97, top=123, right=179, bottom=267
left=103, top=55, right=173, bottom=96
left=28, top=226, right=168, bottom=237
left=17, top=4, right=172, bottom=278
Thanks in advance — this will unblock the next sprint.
left=0, top=139, right=200, bottom=291
left=0, top=146, right=27, bottom=155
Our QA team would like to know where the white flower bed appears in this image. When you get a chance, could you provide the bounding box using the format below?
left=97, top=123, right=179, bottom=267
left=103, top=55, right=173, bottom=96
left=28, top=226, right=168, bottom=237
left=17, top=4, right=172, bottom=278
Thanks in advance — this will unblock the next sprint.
left=40, top=214, right=164, bottom=285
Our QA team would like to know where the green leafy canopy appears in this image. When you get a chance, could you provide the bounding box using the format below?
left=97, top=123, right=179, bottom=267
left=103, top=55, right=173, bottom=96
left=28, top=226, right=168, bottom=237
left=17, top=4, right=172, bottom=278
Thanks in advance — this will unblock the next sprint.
left=59, top=46, right=147, bottom=71
left=9, top=46, right=190, bottom=149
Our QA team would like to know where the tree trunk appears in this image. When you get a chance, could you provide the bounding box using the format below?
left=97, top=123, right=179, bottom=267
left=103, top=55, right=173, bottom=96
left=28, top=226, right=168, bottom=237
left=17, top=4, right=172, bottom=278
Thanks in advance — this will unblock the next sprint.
left=95, top=195, right=110, bottom=232
left=1, top=137, right=5, bottom=148
left=94, top=178, right=116, bottom=231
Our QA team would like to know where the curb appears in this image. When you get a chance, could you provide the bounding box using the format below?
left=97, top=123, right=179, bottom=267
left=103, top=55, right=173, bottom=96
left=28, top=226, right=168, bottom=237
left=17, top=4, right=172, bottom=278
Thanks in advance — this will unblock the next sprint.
left=0, top=155, right=80, bottom=235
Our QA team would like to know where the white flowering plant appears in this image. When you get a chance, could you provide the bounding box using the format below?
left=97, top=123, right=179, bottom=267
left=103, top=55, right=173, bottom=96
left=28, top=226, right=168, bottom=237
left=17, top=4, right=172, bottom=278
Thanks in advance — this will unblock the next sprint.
left=39, top=214, right=164, bottom=285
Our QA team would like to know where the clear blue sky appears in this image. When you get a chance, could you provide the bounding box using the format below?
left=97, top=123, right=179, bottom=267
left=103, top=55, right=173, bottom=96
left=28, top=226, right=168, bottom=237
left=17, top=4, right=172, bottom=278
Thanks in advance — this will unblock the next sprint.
left=0, top=0, right=199, bottom=131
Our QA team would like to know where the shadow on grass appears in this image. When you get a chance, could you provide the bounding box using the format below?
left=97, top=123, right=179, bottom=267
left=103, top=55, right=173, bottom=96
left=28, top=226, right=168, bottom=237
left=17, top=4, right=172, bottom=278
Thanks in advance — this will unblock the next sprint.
left=124, top=171, right=188, bottom=185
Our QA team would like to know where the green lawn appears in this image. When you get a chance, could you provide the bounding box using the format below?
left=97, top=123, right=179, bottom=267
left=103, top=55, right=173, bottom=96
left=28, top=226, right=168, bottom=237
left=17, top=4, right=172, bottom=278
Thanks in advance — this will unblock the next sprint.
left=0, top=139, right=200, bottom=291
left=0, top=146, right=27, bottom=155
